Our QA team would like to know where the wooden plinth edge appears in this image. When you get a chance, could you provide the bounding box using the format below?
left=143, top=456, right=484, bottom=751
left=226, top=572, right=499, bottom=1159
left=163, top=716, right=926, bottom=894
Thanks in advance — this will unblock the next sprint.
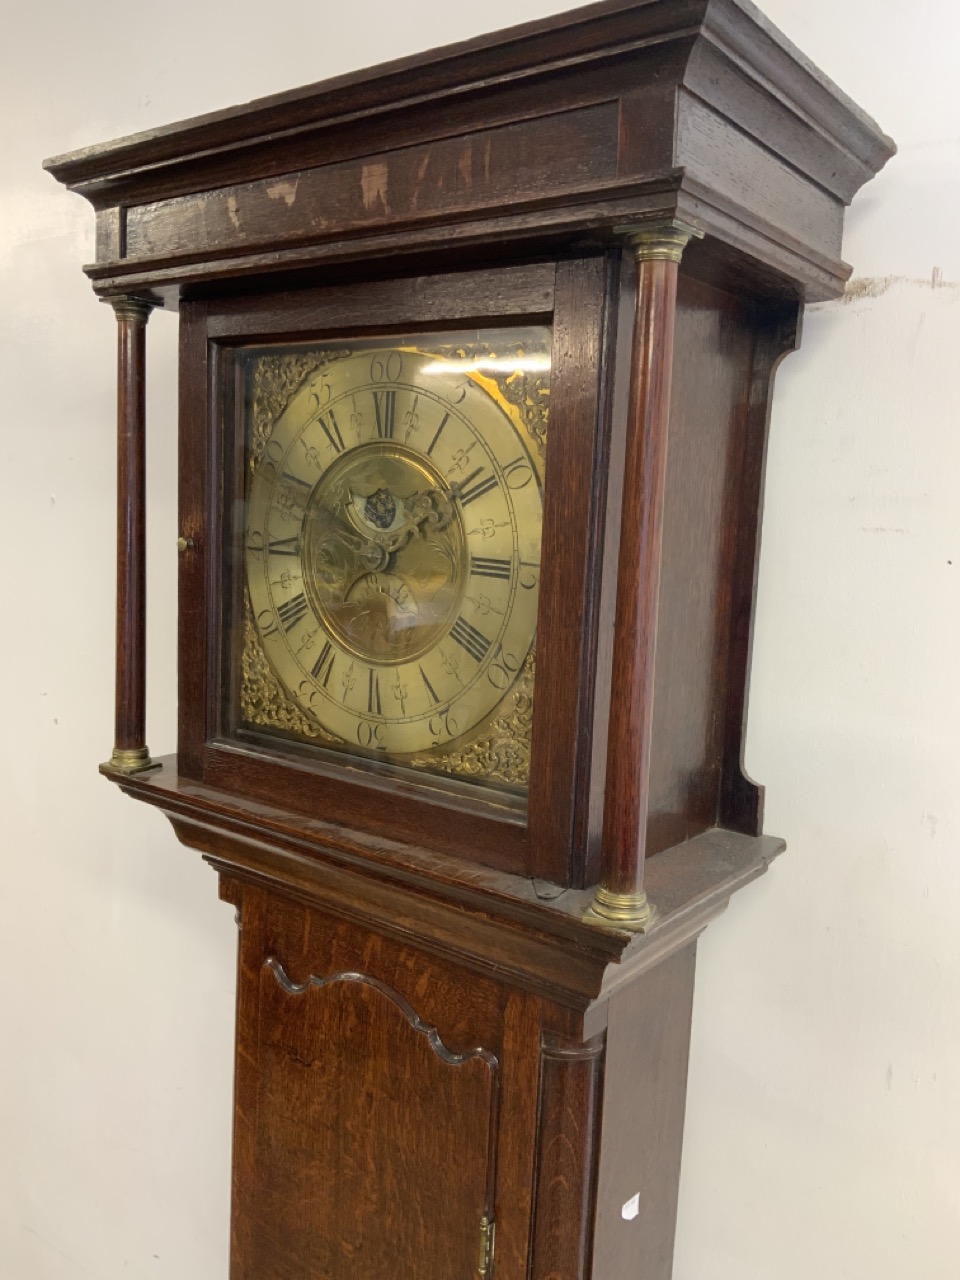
left=107, top=758, right=783, bottom=1020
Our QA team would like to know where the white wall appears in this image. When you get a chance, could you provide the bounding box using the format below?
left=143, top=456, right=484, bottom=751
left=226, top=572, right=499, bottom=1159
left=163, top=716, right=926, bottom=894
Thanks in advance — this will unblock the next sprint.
left=1, top=2, right=956, bottom=1277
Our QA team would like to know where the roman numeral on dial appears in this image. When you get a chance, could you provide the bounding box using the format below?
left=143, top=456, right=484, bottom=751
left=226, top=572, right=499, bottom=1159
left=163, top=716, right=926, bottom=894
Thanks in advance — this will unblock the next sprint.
left=264, top=536, right=299, bottom=556
left=368, top=669, right=382, bottom=715
left=316, top=409, right=345, bottom=454
left=419, top=665, right=440, bottom=705
left=311, top=640, right=334, bottom=684
left=450, top=616, right=491, bottom=664
left=277, top=593, right=309, bottom=633
left=373, top=390, right=396, bottom=439
left=459, top=469, right=498, bottom=507
left=470, top=556, right=511, bottom=580
left=426, top=413, right=449, bottom=456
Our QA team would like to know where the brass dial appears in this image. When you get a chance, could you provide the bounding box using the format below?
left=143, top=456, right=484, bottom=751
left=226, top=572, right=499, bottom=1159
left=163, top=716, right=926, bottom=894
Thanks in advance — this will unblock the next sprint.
left=242, top=340, right=545, bottom=777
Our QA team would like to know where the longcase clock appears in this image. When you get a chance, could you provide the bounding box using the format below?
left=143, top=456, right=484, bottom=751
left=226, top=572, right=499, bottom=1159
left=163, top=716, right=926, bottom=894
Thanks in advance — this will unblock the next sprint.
left=45, top=1, right=894, bottom=1276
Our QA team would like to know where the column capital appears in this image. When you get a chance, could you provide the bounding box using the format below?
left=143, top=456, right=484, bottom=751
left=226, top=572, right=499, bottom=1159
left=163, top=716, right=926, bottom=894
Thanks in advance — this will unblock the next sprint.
left=103, top=294, right=155, bottom=323
left=617, top=219, right=704, bottom=264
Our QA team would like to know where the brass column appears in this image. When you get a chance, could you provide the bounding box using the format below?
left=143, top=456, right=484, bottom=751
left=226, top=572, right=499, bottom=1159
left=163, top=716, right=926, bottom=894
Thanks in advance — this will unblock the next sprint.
left=588, top=221, right=700, bottom=930
left=105, top=295, right=159, bottom=774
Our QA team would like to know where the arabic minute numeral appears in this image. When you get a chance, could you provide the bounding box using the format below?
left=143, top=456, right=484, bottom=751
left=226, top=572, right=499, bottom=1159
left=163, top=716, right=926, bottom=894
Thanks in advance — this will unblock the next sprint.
left=256, top=608, right=278, bottom=639
left=428, top=709, right=460, bottom=743
left=519, top=561, right=540, bottom=590
left=370, top=352, right=403, bottom=383
left=487, top=644, right=521, bottom=691
left=309, top=379, right=331, bottom=410
left=357, top=721, right=387, bottom=750
left=503, top=455, right=535, bottom=490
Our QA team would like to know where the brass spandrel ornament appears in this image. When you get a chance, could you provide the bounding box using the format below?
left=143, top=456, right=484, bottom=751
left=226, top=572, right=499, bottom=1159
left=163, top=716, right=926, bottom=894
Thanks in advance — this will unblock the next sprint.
left=237, top=328, right=549, bottom=795
left=239, top=592, right=340, bottom=744
left=418, top=339, right=549, bottom=463
left=249, top=350, right=353, bottom=473
left=407, top=648, right=535, bottom=788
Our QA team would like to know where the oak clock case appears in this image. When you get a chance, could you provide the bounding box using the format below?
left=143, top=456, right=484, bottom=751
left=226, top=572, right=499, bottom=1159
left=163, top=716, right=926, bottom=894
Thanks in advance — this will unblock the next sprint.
left=45, top=2, right=894, bottom=1278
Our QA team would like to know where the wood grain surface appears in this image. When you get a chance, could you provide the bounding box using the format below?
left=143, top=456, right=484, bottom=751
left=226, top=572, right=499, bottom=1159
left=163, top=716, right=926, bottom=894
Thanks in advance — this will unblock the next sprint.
left=45, top=0, right=894, bottom=304
left=592, top=943, right=698, bottom=1279
left=529, top=1032, right=606, bottom=1279
left=110, top=299, right=152, bottom=757
left=600, top=253, right=681, bottom=898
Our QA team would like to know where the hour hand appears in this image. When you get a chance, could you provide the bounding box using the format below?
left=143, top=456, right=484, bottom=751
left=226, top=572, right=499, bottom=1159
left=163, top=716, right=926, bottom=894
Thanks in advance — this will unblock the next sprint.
left=402, top=486, right=456, bottom=536
left=375, top=486, right=456, bottom=556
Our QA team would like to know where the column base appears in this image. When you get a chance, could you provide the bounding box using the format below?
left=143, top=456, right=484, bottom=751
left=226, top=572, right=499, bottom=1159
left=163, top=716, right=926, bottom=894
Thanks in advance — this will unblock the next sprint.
left=103, top=746, right=162, bottom=775
left=584, top=885, right=659, bottom=932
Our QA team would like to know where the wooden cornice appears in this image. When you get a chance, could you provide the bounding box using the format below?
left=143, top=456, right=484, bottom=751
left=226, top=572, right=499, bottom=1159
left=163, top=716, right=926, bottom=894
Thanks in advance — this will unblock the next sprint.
left=44, top=0, right=893, bottom=303
left=44, top=0, right=891, bottom=197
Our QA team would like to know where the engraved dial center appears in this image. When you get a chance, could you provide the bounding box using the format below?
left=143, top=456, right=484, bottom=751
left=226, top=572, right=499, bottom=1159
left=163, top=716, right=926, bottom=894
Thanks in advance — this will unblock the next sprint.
left=301, top=441, right=466, bottom=666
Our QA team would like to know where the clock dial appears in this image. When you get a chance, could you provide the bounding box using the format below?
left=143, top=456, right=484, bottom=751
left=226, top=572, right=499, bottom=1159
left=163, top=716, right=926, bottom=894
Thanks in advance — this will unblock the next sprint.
left=238, top=330, right=548, bottom=793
